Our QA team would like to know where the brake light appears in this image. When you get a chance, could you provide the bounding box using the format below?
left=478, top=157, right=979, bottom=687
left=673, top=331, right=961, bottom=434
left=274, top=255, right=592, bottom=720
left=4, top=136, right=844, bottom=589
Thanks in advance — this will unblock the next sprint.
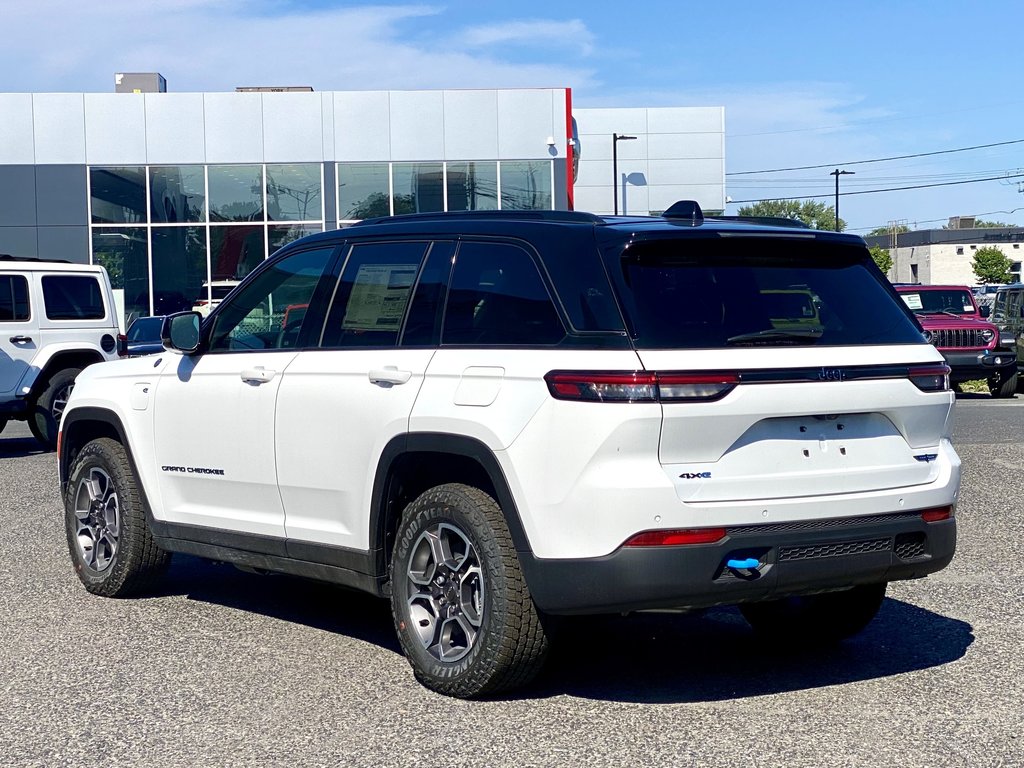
left=116, top=333, right=128, bottom=357
left=623, top=528, right=727, bottom=547
left=920, top=506, right=953, bottom=522
left=908, top=364, right=951, bottom=392
left=544, top=371, right=738, bottom=402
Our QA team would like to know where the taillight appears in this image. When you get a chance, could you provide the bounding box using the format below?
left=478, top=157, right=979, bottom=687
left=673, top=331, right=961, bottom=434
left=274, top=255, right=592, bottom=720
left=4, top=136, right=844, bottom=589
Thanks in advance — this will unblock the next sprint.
left=908, top=364, right=951, bottom=392
left=921, top=506, right=953, bottom=522
left=116, top=333, right=128, bottom=357
left=544, top=371, right=738, bottom=403
left=623, top=528, right=727, bottom=547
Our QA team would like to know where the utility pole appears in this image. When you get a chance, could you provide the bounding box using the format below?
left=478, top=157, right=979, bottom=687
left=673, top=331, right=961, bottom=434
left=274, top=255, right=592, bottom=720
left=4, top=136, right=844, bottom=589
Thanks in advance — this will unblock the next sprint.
left=829, top=169, right=854, bottom=231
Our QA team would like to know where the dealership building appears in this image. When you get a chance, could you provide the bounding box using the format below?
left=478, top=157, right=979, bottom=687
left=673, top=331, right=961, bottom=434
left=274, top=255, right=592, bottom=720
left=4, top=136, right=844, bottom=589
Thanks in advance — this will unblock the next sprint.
left=0, top=79, right=725, bottom=326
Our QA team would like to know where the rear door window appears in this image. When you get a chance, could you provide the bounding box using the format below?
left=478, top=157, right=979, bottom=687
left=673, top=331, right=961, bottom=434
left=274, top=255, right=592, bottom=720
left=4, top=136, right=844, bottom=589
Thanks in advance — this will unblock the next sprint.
left=610, top=239, right=924, bottom=349
left=41, top=275, right=105, bottom=320
left=0, top=275, right=30, bottom=321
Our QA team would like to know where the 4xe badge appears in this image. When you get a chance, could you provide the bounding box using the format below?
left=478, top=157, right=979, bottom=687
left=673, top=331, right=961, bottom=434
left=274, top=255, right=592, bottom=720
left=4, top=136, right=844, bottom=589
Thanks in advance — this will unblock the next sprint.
left=679, top=472, right=712, bottom=479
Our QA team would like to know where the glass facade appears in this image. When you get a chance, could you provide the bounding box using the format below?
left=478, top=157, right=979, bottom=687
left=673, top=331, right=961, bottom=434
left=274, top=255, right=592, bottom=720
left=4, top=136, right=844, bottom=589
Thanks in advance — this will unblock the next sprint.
left=337, top=160, right=553, bottom=222
left=89, top=164, right=325, bottom=326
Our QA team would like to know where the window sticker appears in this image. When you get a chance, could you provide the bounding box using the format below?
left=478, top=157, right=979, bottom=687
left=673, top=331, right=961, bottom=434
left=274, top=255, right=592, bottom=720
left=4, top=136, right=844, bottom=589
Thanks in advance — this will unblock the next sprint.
left=901, top=293, right=923, bottom=310
left=342, top=264, right=417, bottom=330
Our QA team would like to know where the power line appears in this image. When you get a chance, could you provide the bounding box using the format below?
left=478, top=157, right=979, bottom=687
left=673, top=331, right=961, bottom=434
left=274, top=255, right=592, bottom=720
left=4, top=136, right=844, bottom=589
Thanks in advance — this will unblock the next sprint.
left=727, top=139, right=1024, bottom=176
left=729, top=172, right=1024, bottom=205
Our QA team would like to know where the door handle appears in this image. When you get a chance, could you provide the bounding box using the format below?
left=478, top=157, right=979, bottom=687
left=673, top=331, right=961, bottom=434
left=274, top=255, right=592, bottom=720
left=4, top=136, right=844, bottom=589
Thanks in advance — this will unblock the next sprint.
left=9, top=336, right=32, bottom=344
left=240, top=367, right=276, bottom=384
left=369, top=367, right=412, bottom=386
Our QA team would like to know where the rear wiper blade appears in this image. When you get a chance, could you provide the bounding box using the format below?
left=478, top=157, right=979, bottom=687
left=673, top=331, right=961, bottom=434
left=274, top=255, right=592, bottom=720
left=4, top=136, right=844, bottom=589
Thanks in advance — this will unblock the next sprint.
left=726, top=328, right=823, bottom=345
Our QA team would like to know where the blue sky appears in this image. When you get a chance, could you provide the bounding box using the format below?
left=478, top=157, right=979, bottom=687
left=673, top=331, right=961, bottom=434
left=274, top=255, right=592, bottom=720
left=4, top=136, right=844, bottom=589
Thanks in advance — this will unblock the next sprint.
left=4, top=0, right=1024, bottom=231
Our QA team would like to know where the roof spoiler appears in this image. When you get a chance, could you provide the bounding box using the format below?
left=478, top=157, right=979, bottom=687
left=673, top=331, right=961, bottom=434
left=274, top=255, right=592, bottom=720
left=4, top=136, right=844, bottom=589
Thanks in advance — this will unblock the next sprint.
left=662, top=200, right=704, bottom=226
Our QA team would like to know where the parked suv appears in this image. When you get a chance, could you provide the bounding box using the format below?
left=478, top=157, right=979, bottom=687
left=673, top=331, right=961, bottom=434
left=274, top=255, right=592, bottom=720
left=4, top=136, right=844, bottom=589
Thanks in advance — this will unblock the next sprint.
left=893, top=283, right=1017, bottom=397
left=0, top=256, right=120, bottom=447
left=989, top=283, right=1024, bottom=382
left=57, top=204, right=959, bottom=697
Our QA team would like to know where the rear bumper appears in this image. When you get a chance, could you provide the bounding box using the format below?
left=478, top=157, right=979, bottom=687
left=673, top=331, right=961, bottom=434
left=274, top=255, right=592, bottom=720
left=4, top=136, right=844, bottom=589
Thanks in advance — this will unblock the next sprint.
left=521, top=512, right=955, bottom=615
left=941, top=349, right=1016, bottom=381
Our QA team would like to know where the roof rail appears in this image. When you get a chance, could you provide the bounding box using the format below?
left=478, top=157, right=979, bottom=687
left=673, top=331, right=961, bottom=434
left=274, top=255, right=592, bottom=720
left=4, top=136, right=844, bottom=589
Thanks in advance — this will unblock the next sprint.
left=351, top=209, right=603, bottom=227
left=0, top=254, right=71, bottom=263
left=662, top=200, right=704, bottom=226
left=713, top=215, right=811, bottom=229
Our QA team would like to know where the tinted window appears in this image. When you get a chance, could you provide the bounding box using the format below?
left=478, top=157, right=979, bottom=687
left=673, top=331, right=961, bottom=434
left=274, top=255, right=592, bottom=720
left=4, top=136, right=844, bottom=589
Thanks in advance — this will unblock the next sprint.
left=610, top=239, right=924, bottom=349
left=42, top=275, right=105, bottom=320
left=898, top=289, right=975, bottom=315
left=443, top=242, right=565, bottom=346
left=402, top=242, right=455, bottom=347
left=209, top=248, right=333, bottom=351
left=0, top=275, right=30, bottom=321
left=322, top=241, right=427, bottom=348
left=127, top=316, right=164, bottom=342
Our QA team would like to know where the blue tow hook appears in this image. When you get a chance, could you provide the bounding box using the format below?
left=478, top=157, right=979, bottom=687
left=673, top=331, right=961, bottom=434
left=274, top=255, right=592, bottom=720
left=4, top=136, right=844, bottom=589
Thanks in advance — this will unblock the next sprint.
left=726, top=557, right=760, bottom=571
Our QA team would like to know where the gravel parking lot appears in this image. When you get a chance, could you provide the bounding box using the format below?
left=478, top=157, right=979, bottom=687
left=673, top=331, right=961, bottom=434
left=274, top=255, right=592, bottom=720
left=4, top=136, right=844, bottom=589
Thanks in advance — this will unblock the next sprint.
left=3, top=399, right=1023, bottom=767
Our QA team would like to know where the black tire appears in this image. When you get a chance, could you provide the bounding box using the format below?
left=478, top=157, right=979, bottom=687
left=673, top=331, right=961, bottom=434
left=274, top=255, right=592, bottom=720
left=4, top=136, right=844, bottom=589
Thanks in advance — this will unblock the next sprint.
left=390, top=483, right=549, bottom=698
left=989, top=372, right=1018, bottom=398
left=30, top=367, right=81, bottom=449
left=64, top=437, right=171, bottom=597
left=739, top=582, right=887, bottom=644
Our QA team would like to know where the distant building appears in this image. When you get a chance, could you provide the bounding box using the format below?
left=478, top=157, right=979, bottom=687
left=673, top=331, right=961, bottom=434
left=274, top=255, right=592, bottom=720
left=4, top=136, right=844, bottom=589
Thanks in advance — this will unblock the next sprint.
left=864, top=226, right=1024, bottom=285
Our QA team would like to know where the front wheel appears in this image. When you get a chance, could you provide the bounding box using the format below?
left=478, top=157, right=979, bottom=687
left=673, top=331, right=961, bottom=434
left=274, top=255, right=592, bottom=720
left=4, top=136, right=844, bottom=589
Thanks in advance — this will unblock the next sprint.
left=390, top=483, right=548, bottom=698
left=30, top=367, right=81, bottom=449
left=64, top=437, right=171, bottom=597
left=739, top=582, right=887, bottom=644
left=989, top=372, right=1018, bottom=398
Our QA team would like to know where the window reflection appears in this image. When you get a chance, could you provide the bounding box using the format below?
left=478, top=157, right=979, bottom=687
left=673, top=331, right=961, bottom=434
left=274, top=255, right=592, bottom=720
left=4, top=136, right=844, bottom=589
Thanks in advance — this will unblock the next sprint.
left=393, top=163, right=443, bottom=214
left=269, top=224, right=322, bottom=255
left=92, top=227, right=149, bottom=323
left=209, top=165, right=264, bottom=222
left=211, top=225, right=265, bottom=282
left=90, top=167, right=147, bottom=224
left=499, top=161, right=552, bottom=210
left=150, top=166, right=206, bottom=223
left=446, top=162, right=498, bottom=211
left=152, top=227, right=208, bottom=316
left=338, top=163, right=390, bottom=220
left=267, top=164, right=322, bottom=221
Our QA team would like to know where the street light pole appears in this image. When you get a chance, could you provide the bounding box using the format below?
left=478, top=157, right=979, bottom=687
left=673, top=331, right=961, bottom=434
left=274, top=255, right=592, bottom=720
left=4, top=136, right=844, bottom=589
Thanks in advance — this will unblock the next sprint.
left=612, top=133, right=637, bottom=215
left=829, top=168, right=854, bottom=231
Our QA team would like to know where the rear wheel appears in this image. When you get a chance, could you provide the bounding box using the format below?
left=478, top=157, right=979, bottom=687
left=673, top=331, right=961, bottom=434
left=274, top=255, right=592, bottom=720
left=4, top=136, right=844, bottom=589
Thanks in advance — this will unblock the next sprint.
left=989, top=372, right=1017, bottom=398
left=30, top=367, right=81, bottom=449
left=390, top=483, right=548, bottom=698
left=739, top=582, right=887, bottom=644
left=64, top=437, right=171, bottom=596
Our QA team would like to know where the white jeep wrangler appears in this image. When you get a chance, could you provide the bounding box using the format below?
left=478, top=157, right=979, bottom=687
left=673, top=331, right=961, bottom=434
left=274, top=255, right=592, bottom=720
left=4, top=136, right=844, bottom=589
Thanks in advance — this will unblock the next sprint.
left=57, top=204, right=960, bottom=697
left=0, top=257, right=120, bottom=448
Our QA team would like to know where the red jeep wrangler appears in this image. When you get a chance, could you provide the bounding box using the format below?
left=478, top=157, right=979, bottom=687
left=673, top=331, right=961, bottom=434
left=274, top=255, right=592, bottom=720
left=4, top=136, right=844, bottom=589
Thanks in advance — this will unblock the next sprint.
left=895, top=284, right=1017, bottom=397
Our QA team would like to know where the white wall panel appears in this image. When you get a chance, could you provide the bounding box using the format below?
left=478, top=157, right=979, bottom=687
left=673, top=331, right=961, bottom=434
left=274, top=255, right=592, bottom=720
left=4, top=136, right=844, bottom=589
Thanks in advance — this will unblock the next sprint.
left=204, top=92, right=264, bottom=163
left=647, top=107, right=724, bottom=134
left=321, top=92, right=335, bottom=161
left=85, top=94, right=147, bottom=165
left=390, top=91, right=444, bottom=161
left=647, top=159, right=726, bottom=186
left=145, top=93, right=205, bottom=165
left=263, top=92, right=323, bottom=162
left=497, top=90, right=555, bottom=160
left=0, top=94, right=34, bottom=164
left=443, top=90, right=498, bottom=160
left=649, top=184, right=724, bottom=213
left=333, top=91, right=390, bottom=161
left=32, top=94, right=86, bottom=164
left=647, top=132, right=723, bottom=160
left=574, top=108, right=647, bottom=136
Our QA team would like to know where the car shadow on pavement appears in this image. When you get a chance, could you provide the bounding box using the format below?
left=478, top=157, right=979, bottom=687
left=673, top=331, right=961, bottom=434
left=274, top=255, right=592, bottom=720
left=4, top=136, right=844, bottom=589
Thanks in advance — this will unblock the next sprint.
left=161, top=554, right=973, bottom=703
left=528, top=598, right=974, bottom=703
left=0, top=433, right=48, bottom=458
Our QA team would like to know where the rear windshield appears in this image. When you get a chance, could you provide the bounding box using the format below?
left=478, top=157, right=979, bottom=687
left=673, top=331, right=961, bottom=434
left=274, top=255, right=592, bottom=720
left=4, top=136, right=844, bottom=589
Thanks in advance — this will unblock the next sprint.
left=897, top=288, right=975, bottom=315
left=609, top=238, right=924, bottom=349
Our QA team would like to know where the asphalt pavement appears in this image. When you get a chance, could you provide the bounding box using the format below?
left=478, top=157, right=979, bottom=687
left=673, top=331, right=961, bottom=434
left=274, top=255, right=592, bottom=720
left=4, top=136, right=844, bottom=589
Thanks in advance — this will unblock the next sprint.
left=2, top=399, right=1023, bottom=767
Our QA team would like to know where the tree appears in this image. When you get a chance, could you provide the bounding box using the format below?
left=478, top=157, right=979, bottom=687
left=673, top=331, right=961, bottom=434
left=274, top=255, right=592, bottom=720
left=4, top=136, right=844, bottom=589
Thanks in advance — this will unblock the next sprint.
left=866, top=224, right=909, bottom=237
left=736, top=199, right=845, bottom=231
left=974, top=219, right=1013, bottom=229
left=869, top=245, right=893, bottom=275
left=973, top=246, right=1014, bottom=284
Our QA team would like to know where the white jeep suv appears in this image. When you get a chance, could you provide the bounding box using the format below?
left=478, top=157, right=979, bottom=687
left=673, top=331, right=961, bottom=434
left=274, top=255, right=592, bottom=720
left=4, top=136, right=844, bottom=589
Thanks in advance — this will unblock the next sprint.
left=57, top=203, right=959, bottom=697
left=0, top=256, right=120, bottom=447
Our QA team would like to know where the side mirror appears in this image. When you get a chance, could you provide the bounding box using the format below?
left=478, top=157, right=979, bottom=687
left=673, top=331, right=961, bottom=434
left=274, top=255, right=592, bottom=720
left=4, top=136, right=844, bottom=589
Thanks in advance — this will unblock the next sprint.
left=162, top=311, right=202, bottom=354
left=980, top=304, right=991, bottom=318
